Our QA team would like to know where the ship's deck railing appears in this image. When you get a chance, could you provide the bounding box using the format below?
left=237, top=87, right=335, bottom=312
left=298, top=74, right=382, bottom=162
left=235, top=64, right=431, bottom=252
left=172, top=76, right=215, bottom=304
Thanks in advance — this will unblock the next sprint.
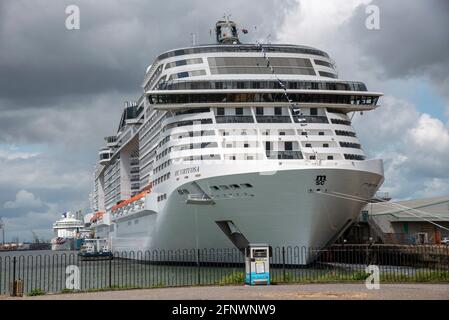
left=155, top=79, right=368, bottom=92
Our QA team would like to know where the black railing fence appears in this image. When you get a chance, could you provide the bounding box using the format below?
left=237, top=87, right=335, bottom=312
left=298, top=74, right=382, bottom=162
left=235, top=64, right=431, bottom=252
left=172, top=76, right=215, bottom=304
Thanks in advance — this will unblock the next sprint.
left=1, top=245, right=448, bottom=295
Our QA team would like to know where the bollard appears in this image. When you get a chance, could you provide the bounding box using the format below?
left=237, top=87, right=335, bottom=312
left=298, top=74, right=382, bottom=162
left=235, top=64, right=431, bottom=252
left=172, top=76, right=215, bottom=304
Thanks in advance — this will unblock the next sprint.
left=10, top=279, right=24, bottom=297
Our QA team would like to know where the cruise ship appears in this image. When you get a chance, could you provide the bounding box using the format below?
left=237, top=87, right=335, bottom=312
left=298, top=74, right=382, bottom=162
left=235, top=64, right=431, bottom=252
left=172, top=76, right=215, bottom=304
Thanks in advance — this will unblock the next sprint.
left=89, top=19, right=384, bottom=259
left=51, top=211, right=88, bottom=250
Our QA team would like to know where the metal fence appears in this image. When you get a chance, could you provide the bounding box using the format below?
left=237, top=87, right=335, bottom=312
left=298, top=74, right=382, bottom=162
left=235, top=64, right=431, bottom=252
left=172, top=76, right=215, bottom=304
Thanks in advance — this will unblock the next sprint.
left=1, top=245, right=448, bottom=296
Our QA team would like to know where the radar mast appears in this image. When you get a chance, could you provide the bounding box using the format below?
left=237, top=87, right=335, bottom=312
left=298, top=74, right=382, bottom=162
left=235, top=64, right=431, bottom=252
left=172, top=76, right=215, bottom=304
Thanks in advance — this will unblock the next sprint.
left=215, top=15, right=240, bottom=44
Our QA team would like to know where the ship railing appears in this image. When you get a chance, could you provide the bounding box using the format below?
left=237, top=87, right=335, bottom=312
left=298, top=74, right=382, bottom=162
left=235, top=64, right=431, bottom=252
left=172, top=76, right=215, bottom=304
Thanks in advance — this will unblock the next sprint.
left=215, top=115, right=254, bottom=124
left=255, top=115, right=292, bottom=123
left=113, top=202, right=145, bottom=217
left=293, top=115, right=329, bottom=124
left=265, top=151, right=303, bottom=160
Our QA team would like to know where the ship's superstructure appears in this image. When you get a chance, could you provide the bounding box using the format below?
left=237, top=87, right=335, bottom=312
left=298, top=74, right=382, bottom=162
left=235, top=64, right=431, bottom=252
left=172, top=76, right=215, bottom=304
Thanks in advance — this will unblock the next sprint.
left=90, top=19, right=384, bottom=259
left=51, top=211, right=87, bottom=250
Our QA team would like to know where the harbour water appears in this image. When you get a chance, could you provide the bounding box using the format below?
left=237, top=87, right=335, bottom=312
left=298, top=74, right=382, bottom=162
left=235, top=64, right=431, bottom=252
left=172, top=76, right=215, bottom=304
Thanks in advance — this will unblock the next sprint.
left=1, top=246, right=448, bottom=296
left=0, top=249, right=245, bottom=295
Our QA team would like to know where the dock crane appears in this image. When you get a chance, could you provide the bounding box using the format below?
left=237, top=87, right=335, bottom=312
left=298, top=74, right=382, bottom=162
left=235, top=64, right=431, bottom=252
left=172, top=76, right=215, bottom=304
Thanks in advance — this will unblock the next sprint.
left=31, top=230, right=40, bottom=244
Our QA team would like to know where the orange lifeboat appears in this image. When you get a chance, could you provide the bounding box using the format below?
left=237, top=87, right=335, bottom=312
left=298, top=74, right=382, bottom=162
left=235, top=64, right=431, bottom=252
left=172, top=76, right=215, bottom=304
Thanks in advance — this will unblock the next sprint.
left=90, top=211, right=104, bottom=223
left=111, top=189, right=151, bottom=213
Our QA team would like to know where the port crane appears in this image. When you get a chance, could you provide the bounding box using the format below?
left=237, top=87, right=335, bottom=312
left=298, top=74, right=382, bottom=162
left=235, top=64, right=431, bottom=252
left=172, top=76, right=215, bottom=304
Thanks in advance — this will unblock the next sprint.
left=31, top=230, right=41, bottom=244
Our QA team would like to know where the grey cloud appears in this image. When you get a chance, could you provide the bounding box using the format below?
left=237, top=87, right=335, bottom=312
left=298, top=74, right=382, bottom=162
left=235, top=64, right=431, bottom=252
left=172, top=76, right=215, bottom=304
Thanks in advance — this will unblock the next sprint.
left=0, top=0, right=293, bottom=241
left=345, top=0, right=449, bottom=96
left=353, top=96, right=449, bottom=199
left=0, top=0, right=293, bottom=108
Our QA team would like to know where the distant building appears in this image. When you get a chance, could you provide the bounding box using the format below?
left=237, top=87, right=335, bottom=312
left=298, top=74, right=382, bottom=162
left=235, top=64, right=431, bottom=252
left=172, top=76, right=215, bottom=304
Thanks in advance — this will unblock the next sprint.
left=341, top=195, right=449, bottom=245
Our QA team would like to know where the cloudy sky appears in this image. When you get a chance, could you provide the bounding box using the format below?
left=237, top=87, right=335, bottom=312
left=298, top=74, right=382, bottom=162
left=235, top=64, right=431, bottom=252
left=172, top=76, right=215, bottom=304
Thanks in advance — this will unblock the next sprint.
left=0, top=0, right=448, bottom=241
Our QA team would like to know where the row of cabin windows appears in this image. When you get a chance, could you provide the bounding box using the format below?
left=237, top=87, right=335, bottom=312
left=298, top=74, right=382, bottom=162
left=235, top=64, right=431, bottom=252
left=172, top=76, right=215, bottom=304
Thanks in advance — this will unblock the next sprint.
left=226, top=143, right=254, bottom=148
left=153, top=160, right=171, bottom=174
left=305, top=143, right=329, bottom=148
left=156, top=148, right=170, bottom=160
left=153, top=173, right=171, bottom=187
left=340, top=142, right=362, bottom=149
left=227, top=155, right=257, bottom=160
left=173, top=130, right=215, bottom=140
left=344, top=154, right=366, bottom=160
left=309, top=154, right=366, bottom=161
left=217, top=107, right=319, bottom=116
left=331, top=119, right=352, bottom=126
left=210, top=183, right=254, bottom=191
left=157, top=194, right=167, bottom=202
left=158, top=135, right=170, bottom=147
left=301, top=131, right=325, bottom=136
left=335, top=130, right=356, bottom=137
left=304, top=142, right=360, bottom=149
left=309, top=155, right=334, bottom=160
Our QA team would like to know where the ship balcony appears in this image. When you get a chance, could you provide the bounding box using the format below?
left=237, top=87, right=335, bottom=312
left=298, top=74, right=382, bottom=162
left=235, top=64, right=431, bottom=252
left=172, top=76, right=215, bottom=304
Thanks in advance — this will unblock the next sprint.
left=265, top=150, right=303, bottom=160
left=256, top=115, right=292, bottom=123
left=215, top=115, right=254, bottom=124
left=293, top=115, right=329, bottom=124
left=107, top=141, right=119, bottom=148
left=105, top=136, right=119, bottom=148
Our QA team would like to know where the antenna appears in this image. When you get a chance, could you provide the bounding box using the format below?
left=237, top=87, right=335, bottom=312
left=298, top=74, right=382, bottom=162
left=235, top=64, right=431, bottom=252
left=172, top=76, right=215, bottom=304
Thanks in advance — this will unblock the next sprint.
left=190, top=33, right=196, bottom=46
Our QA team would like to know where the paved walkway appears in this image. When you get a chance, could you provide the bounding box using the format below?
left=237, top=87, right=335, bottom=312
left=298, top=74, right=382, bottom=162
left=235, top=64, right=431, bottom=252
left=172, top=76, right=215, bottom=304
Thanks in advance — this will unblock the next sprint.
left=3, top=283, right=449, bottom=300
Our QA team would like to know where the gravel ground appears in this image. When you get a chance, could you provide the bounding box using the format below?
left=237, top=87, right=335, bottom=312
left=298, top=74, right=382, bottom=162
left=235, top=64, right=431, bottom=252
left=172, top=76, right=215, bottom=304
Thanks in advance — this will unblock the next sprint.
left=2, top=283, right=449, bottom=300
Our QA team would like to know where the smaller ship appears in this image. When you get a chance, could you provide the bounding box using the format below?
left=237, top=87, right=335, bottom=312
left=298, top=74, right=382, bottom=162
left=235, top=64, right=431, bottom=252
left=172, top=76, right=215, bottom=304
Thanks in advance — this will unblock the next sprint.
left=51, top=211, right=87, bottom=251
left=78, top=238, right=113, bottom=260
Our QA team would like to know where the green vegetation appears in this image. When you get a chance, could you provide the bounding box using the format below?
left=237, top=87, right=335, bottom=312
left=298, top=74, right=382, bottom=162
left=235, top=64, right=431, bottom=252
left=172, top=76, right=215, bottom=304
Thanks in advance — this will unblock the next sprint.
left=28, top=288, right=46, bottom=296
left=217, top=269, right=449, bottom=285
left=380, top=270, right=449, bottom=283
left=218, top=271, right=245, bottom=285
left=44, top=269, right=449, bottom=295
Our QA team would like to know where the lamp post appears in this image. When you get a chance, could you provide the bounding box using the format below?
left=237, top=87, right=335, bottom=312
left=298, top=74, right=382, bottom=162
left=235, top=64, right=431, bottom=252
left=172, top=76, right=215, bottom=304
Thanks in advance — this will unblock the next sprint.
left=0, top=217, right=4, bottom=246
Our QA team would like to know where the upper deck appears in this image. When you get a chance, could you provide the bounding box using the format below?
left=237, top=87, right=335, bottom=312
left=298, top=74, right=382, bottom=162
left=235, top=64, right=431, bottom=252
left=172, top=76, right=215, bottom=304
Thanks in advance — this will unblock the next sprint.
left=143, top=44, right=337, bottom=90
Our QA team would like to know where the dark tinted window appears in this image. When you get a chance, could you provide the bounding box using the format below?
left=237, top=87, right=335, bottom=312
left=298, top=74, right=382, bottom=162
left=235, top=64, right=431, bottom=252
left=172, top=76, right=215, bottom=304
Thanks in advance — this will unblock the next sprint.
left=265, top=141, right=271, bottom=150
left=314, top=60, right=333, bottom=68
left=319, top=71, right=338, bottom=79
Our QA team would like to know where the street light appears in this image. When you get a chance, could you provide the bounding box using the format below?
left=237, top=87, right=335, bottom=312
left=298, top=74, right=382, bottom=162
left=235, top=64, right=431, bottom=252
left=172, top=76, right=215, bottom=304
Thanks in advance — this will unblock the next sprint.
left=0, top=217, right=4, bottom=246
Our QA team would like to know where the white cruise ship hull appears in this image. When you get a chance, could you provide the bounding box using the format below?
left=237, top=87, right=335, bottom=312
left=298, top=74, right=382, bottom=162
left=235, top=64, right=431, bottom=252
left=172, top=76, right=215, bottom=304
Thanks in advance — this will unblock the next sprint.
left=110, top=159, right=383, bottom=263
